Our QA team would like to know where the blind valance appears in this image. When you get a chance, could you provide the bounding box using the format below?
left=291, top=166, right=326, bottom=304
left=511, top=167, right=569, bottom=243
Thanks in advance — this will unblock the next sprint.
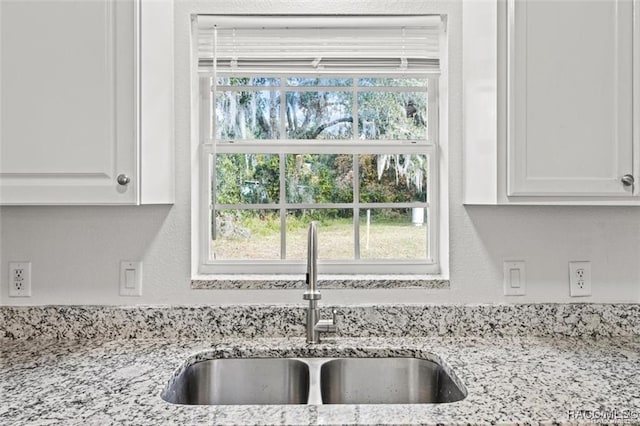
left=197, top=15, right=444, bottom=75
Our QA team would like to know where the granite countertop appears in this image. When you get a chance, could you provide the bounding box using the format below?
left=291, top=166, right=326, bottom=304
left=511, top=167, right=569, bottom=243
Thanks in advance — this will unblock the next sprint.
left=2, top=335, right=640, bottom=425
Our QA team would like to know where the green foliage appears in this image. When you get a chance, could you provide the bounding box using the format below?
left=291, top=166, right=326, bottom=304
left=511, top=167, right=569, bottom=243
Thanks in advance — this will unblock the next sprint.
left=286, top=154, right=352, bottom=204
left=215, top=154, right=279, bottom=204
left=214, top=77, right=430, bottom=226
left=215, top=155, right=242, bottom=204
left=359, top=154, right=427, bottom=203
left=238, top=210, right=280, bottom=237
left=358, top=91, right=427, bottom=140
left=253, top=155, right=280, bottom=202
left=286, top=91, right=353, bottom=140
left=287, top=208, right=350, bottom=227
left=287, top=214, right=353, bottom=235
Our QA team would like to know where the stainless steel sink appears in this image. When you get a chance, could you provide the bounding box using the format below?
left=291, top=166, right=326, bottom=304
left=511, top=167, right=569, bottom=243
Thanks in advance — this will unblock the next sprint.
left=162, top=356, right=466, bottom=405
left=161, top=358, right=310, bottom=405
left=320, top=357, right=466, bottom=404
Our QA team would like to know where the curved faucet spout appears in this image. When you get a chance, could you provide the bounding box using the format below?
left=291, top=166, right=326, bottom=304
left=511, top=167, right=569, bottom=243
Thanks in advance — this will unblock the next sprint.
left=302, top=221, right=337, bottom=343
left=304, top=221, right=320, bottom=301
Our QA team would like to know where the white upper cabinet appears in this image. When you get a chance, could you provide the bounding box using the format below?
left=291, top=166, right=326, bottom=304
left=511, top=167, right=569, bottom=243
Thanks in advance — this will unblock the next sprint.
left=0, top=0, right=174, bottom=205
left=508, top=0, right=634, bottom=197
left=463, top=0, right=639, bottom=204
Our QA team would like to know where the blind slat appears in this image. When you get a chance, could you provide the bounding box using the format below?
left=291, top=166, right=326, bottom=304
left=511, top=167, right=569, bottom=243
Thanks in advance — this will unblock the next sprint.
left=197, top=15, right=443, bottom=75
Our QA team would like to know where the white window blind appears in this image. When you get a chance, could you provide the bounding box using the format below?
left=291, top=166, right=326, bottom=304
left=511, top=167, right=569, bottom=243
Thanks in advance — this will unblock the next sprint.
left=197, top=16, right=443, bottom=75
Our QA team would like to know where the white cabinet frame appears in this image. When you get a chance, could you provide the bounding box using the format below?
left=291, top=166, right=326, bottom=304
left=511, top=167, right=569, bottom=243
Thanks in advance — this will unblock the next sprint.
left=0, top=0, right=173, bottom=205
left=507, top=0, right=634, bottom=197
left=463, top=0, right=640, bottom=205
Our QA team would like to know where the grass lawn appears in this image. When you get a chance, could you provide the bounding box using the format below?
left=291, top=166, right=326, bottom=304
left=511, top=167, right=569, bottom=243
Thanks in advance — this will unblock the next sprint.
left=212, top=218, right=427, bottom=260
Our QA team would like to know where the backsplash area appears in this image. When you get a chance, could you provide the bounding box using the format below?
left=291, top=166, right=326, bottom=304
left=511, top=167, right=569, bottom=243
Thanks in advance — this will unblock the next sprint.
left=2, top=303, right=639, bottom=340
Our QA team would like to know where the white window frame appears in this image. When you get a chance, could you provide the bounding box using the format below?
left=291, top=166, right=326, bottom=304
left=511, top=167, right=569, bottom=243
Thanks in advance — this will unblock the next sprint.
left=191, top=16, right=449, bottom=278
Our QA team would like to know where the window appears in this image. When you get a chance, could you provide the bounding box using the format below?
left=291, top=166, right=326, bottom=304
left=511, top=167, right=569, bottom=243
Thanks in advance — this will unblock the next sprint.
left=195, top=15, right=444, bottom=275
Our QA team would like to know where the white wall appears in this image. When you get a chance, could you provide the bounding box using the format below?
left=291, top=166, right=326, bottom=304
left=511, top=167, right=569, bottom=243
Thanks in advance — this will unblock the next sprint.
left=1, top=0, right=638, bottom=305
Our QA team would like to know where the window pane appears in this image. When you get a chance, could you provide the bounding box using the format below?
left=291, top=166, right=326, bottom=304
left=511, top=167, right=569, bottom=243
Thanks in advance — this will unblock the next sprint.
left=212, top=210, right=281, bottom=260
left=358, top=91, right=427, bottom=139
left=358, top=78, right=427, bottom=87
left=287, top=77, right=352, bottom=87
left=285, top=91, right=353, bottom=139
left=286, top=154, right=353, bottom=203
left=286, top=210, right=354, bottom=260
left=359, top=208, right=427, bottom=260
left=215, top=154, right=279, bottom=204
left=216, top=91, right=280, bottom=140
left=201, top=76, right=214, bottom=141
left=216, top=77, right=280, bottom=86
left=359, top=154, right=428, bottom=203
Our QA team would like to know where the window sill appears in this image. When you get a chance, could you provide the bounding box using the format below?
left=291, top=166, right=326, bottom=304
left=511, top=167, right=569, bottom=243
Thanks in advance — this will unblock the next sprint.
left=191, top=275, right=449, bottom=290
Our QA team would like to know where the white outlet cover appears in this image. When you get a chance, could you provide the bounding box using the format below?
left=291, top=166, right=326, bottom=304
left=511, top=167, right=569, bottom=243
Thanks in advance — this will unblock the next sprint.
left=569, top=261, right=591, bottom=297
left=9, top=261, right=32, bottom=297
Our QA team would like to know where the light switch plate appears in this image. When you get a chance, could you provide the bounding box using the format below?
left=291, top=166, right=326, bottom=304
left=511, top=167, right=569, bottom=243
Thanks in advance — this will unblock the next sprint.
left=119, top=261, right=142, bottom=296
left=503, top=261, right=526, bottom=296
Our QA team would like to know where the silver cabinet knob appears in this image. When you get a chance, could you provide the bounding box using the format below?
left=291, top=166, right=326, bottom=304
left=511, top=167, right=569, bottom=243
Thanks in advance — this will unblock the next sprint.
left=117, top=174, right=131, bottom=186
left=621, top=174, right=634, bottom=187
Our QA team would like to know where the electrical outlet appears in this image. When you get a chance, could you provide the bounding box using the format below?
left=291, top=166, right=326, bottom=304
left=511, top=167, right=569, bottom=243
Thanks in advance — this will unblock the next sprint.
left=569, top=261, right=591, bottom=297
left=9, top=262, right=32, bottom=297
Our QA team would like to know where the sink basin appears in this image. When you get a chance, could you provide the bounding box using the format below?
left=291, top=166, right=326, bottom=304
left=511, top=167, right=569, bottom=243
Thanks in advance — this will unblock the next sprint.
left=161, top=358, right=310, bottom=405
left=162, top=356, right=466, bottom=405
left=320, top=357, right=466, bottom=404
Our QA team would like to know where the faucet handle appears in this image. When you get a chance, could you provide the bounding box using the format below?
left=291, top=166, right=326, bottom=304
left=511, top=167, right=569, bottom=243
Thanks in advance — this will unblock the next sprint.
left=315, top=309, right=338, bottom=334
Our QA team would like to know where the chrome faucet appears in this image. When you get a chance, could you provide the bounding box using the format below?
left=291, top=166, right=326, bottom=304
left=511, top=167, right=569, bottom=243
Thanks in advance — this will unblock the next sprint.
left=303, top=221, right=337, bottom=344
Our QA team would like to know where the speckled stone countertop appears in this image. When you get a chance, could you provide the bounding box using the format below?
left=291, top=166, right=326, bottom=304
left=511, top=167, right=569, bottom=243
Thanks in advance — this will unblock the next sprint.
left=2, top=335, right=640, bottom=425
left=191, top=276, right=449, bottom=289
left=3, top=304, right=640, bottom=340
left=1, top=304, right=640, bottom=425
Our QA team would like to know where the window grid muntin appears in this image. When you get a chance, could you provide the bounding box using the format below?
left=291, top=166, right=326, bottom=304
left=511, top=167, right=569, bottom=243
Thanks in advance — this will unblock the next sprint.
left=206, top=146, right=435, bottom=266
left=211, top=77, right=430, bottom=143
left=204, top=75, right=438, bottom=273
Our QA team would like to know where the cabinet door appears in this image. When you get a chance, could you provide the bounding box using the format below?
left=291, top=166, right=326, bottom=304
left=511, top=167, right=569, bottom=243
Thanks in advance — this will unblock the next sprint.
left=507, top=0, right=634, bottom=196
left=0, top=0, right=137, bottom=204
